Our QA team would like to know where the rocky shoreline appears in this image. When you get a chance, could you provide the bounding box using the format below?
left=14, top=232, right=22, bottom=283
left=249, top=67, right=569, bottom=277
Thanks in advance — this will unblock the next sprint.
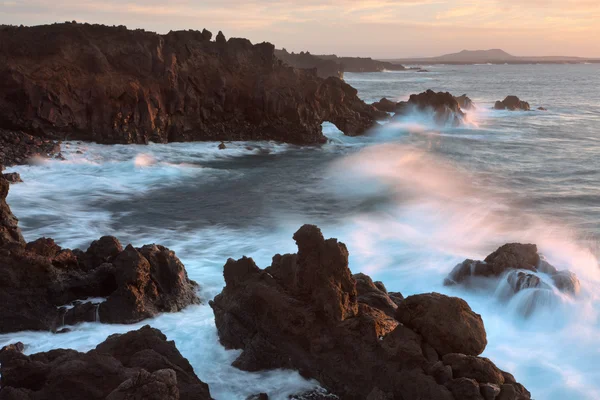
left=0, top=170, right=535, bottom=399
left=0, top=23, right=384, bottom=150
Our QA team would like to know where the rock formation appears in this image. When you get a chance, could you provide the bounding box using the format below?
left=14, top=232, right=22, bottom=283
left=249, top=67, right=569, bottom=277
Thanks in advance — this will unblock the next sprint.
left=493, top=96, right=531, bottom=111
left=0, top=23, right=384, bottom=148
left=0, top=325, right=212, bottom=400
left=316, top=54, right=406, bottom=72
left=274, top=49, right=343, bottom=79
left=210, top=224, right=531, bottom=400
left=454, top=94, right=475, bottom=110
left=0, top=129, right=61, bottom=166
left=445, top=243, right=581, bottom=298
left=0, top=174, right=200, bottom=333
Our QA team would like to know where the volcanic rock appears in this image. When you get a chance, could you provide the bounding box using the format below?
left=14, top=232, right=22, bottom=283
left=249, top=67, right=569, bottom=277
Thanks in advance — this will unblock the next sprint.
left=0, top=325, right=212, bottom=400
left=396, top=90, right=466, bottom=125
left=210, top=224, right=529, bottom=399
left=372, top=98, right=400, bottom=113
left=0, top=129, right=61, bottom=167
left=2, top=172, right=22, bottom=183
left=0, top=177, right=200, bottom=333
left=494, top=96, right=531, bottom=111
left=0, top=23, right=383, bottom=147
left=552, top=270, right=581, bottom=295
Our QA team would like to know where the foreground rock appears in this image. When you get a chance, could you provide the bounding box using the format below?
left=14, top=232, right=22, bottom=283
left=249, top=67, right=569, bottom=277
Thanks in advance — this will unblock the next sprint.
left=0, top=325, right=212, bottom=400
left=445, top=243, right=581, bottom=301
left=211, top=224, right=530, bottom=399
left=0, top=23, right=383, bottom=146
left=0, top=129, right=61, bottom=166
left=493, top=96, right=531, bottom=111
left=0, top=174, right=200, bottom=333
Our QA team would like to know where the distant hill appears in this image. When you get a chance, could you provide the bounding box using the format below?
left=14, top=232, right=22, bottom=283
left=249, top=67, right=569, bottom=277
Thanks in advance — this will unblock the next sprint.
left=385, top=49, right=600, bottom=65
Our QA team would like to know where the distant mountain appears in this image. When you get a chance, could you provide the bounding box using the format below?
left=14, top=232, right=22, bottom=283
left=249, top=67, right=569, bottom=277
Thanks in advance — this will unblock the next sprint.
left=384, top=49, right=600, bottom=65
left=432, top=49, right=517, bottom=63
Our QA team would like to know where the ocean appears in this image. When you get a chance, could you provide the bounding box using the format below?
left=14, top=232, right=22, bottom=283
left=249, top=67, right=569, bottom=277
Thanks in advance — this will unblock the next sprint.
left=2, top=64, right=600, bottom=399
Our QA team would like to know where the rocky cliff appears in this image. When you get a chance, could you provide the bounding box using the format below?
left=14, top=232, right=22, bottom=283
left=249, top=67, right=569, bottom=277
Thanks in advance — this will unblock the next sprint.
left=0, top=23, right=384, bottom=145
left=274, top=49, right=344, bottom=79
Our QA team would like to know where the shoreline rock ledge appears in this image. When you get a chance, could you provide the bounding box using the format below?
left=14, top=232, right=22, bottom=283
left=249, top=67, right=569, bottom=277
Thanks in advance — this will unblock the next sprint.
left=0, top=23, right=385, bottom=147
left=210, top=224, right=531, bottom=400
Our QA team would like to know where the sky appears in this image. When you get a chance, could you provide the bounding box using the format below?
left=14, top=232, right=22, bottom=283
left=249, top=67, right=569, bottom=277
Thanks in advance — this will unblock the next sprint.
left=1, top=0, right=599, bottom=58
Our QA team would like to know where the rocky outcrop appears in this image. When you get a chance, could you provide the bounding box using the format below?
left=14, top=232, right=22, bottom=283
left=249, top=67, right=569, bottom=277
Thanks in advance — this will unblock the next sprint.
left=0, top=174, right=200, bottom=333
left=275, top=49, right=343, bottom=79
left=454, top=94, right=475, bottom=110
left=372, top=98, right=402, bottom=113
left=316, top=54, right=406, bottom=73
left=0, top=129, right=61, bottom=166
left=0, top=325, right=212, bottom=400
left=394, top=90, right=466, bottom=125
left=2, top=172, right=22, bottom=183
left=210, top=224, right=530, bottom=400
left=445, top=243, right=581, bottom=298
left=0, top=23, right=384, bottom=147
left=493, top=96, right=531, bottom=111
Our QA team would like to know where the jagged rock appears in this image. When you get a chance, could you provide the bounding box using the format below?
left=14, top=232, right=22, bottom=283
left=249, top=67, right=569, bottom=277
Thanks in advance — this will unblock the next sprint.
left=0, top=23, right=383, bottom=147
left=494, top=96, right=531, bottom=111
left=455, top=94, right=475, bottom=110
left=0, top=325, right=212, bottom=400
left=0, top=129, right=61, bottom=167
left=354, top=272, right=398, bottom=317
left=506, top=271, right=550, bottom=293
left=218, top=142, right=226, bottom=150
left=395, top=293, right=487, bottom=356
left=372, top=98, right=400, bottom=113
left=0, top=177, right=200, bottom=333
left=274, top=49, right=344, bottom=79
left=2, top=172, right=22, bottom=183
left=396, top=90, right=465, bottom=125
left=210, top=225, right=528, bottom=399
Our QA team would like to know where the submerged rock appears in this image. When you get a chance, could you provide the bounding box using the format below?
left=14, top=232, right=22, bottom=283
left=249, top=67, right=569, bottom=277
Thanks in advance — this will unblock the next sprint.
left=444, top=243, right=581, bottom=303
left=0, top=174, right=200, bottom=334
left=210, top=224, right=530, bottom=399
left=0, top=325, right=212, bottom=400
left=494, top=96, right=531, bottom=111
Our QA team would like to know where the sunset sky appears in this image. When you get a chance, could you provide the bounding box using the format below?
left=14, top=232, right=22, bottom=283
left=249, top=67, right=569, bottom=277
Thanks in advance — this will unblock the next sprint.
left=1, top=0, right=599, bottom=58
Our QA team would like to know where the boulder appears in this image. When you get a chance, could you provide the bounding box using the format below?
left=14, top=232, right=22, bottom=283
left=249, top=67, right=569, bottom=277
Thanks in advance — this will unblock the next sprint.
left=372, top=98, right=400, bottom=113
left=494, top=96, right=531, bottom=111
left=2, top=172, right=22, bottom=183
left=552, top=270, right=581, bottom=295
left=396, top=90, right=465, bottom=125
left=0, top=325, right=212, bottom=400
left=395, top=293, right=487, bottom=356
left=210, top=225, right=528, bottom=399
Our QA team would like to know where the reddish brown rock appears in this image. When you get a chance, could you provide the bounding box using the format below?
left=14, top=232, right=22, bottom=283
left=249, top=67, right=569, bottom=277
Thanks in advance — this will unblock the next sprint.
left=0, top=23, right=383, bottom=147
left=210, top=225, right=529, bottom=400
left=0, top=325, right=212, bottom=400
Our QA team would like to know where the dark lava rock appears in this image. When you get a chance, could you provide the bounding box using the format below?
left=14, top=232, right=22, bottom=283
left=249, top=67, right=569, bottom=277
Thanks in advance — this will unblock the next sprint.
left=537, top=107, right=547, bottom=111
left=218, top=142, right=227, bottom=150
left=396, top=293, right=487, bottom=357
left=455, top=94, right=475, bottom=110
left=210, top=224, right=529, bottom=399
left=372, top=98, right=400, bottom=113
left=246, top=394, right=269, bottom=400
left=274, top=49, right=344, bottom=79
left=0, top=325, right=212, bottom=400
left=0, top=176, right=200, bottom=333
left=0, top=129, right=61, bottom=167
left=396, top=90, right=466, bottom=125
left=445, top=243, right=580, bottom=298
left=0, top=23, right=383, bottom=146
left=2, top=172, right=22, bottom=183
left=494, top=96, right=531, bottom=111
